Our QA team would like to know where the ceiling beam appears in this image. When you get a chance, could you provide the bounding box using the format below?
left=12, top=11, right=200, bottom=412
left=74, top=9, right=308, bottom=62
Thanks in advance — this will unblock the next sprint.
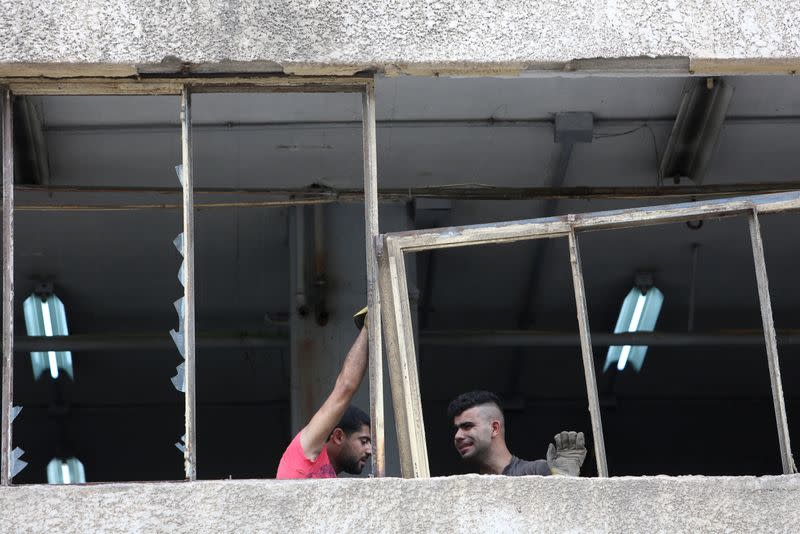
left=14, top=329, right=800, bottom=351
left=11, top=182, right=800, bottom=212
left=37, top=116, right=800, bottom=134
left=14, top=333, right=287, bottom=352
left=423, top=330, right=800, bottom=347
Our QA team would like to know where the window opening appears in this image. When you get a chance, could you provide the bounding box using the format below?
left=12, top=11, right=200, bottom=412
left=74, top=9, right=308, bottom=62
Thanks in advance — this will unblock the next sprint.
left=377, top=192, right=799, bottom=477
left=0, top=76, right=380, bottom=484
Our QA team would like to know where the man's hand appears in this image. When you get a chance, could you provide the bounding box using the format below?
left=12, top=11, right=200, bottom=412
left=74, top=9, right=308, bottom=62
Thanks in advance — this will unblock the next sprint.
left=546, top=431, right=587, bottom=476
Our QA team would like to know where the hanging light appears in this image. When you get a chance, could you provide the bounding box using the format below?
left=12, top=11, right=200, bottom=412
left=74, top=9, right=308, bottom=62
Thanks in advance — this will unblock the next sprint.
left=46, top=457, right=86, bottom=484
left=604, top=275, right=664, bottom=373
left=22, top=287, right=74, bottom=381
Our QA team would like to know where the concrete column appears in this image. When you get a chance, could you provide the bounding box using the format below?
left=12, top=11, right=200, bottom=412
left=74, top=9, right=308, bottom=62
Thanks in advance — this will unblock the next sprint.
left=289, top=202, right=415, bottom=477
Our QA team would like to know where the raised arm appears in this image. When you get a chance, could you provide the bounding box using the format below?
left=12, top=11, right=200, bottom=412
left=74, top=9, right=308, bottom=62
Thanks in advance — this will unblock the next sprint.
left=299, top=326, right=369, bottom=461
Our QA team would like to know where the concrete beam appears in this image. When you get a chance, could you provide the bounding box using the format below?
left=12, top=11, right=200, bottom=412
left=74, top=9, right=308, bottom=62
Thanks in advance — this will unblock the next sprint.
left=14, top=329, right=800, bottom=351
left=1, top=2, right=799, bottom=76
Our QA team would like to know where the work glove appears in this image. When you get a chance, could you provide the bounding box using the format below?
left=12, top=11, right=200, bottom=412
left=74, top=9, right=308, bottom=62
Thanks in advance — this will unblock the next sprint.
left=546, top=431, right=587, bottom=477
left=353, top=306, right=369, bottom=331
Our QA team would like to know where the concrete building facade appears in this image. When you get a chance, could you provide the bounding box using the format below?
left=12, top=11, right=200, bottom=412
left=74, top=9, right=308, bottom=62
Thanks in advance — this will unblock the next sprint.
left=1, top=1, right=799, bottom=532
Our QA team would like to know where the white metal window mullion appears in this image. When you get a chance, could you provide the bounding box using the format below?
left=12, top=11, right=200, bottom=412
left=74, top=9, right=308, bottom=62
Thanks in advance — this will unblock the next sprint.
left=180, top=86, right=197, bottom=481
left=1, top=88, right=14, bottom=486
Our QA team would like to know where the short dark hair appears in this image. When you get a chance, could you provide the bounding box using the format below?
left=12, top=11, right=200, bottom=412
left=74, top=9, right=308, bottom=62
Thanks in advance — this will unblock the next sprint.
left=333, top=405, right=370, bottom=437
left=447, top=390, right=502, bottom=419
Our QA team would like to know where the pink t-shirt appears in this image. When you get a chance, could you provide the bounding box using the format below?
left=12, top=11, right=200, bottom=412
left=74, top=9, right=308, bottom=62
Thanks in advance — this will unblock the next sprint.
left=276, top=432, right=336, bottom=479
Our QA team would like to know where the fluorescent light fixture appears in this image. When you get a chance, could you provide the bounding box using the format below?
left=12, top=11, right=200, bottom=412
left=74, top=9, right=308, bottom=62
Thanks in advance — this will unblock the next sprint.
left=23, top=293, right=74, bottom=381
left=46, top=457, right=86, bottom=485
left=658, top=78, right=733, bottom=185
left=604, top=286, right=664, bottom=372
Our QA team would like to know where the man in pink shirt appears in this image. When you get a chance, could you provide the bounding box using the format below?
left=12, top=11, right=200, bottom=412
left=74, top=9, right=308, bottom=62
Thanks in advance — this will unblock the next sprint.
left=277, top=324, right=372, bottom=479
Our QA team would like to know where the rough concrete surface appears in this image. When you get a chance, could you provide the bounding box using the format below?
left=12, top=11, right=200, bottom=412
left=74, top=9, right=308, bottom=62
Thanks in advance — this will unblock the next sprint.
left=1, top=474, right=798, bottom=533
left=0, top=1, right=799, bottom=74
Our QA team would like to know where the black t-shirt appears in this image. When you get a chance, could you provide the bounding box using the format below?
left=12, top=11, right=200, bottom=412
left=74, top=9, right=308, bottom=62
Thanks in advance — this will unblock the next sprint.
left=502, top=455, right=551, bottom=476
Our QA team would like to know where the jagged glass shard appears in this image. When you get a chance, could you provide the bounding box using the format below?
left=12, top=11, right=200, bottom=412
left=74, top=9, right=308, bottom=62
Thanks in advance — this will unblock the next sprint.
left=10, top=406, right=22, bottom=423
left=173, top=233, right=184, bottom=257
left=174, top=297, right=185, bottom=328
left=178, top=260, right=186, bottom=287
left=171, top=362, right=186, bottom=393
left=11, top=447, right=27, bottom=478
left=175, top=434, right=186, bottom=454
left=170, top=329, right=185, bottom=358
left=175, top=164, right=184, bottom=186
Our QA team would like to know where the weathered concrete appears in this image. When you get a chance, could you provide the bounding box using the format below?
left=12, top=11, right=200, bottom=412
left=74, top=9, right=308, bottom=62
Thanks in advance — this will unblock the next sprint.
left=1, top=475, right=798, bottom=533
left=0, top=1, right=799, bottom=75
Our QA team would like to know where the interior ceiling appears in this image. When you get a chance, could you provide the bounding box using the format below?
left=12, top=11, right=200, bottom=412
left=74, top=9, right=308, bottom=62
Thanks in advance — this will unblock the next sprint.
left=5, top=74, right=800, bottom=481
left=27, top=75, right=800, bottom=193
left=15, top=75, right=800, bottom=325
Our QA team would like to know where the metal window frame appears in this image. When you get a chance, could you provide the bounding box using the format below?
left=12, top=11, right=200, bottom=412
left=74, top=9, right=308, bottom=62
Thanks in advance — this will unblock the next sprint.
left=0, top=75, right=386, bottom=482
left=378, top=191, right=800, bottom=478
left=1, top=88, right=14, bottom=486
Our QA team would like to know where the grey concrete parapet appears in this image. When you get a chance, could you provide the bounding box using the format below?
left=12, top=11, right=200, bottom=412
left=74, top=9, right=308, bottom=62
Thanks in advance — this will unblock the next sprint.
left=1, top=474, right=798, bottom=533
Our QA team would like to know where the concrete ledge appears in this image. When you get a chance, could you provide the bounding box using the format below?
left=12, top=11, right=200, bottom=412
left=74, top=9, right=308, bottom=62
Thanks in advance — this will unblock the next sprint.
left=1, top=474, right=798, bottom=533
left=1, top=1, right=799, bottom=76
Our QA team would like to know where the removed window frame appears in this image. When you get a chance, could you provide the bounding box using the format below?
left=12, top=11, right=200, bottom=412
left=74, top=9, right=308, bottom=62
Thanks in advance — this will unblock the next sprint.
left=378, top=191, right=800, bottom=478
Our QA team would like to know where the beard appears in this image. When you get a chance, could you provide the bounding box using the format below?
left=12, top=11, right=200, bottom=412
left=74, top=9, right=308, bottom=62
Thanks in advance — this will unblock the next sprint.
left=457, top=439, right=489, bottom=463
left=340, top=451, right=367, bottom=475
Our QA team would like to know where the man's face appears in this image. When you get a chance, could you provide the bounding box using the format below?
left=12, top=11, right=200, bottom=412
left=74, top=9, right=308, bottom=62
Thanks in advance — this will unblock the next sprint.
left=453, top=406, right=495, bottom=461
left=339, top=424, right=373, bottom=475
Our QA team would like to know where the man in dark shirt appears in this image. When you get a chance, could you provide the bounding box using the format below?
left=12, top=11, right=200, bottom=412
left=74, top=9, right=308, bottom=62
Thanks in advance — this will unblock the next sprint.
left=448, top=390, right=586, bottom=476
